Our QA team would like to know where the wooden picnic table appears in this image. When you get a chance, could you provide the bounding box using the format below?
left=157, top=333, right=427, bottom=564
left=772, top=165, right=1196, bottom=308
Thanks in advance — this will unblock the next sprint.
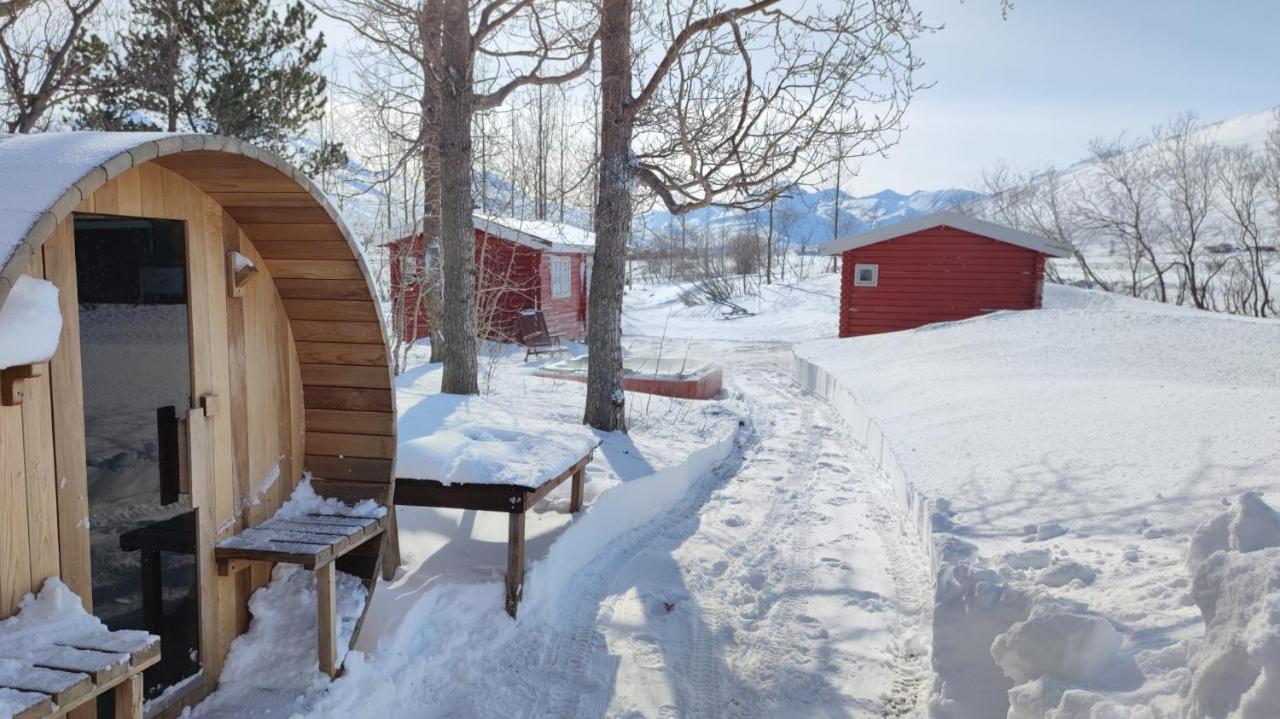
left=213, top=512, right=390, bottom=677
left=395, top=449, right=594, bottom=618
left=0, top=627, right=159, bottom=719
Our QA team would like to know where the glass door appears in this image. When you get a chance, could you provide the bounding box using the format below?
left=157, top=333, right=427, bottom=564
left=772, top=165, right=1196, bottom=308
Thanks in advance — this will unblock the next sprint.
left=74, top=215, right=202, bottom=703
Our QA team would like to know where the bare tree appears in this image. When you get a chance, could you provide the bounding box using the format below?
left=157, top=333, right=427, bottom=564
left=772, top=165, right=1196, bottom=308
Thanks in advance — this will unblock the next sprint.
left=1, top=0, right=106, bottom=132
left=1154, top=113, right=1222, bottom=309
left=1076, top=135, right=1171, bottom=301
left=1217, top=147, right=1273, bottom=317
left=973, top=163, right=1109, bottom=288
left=317, top=0, right=595, bottom=395
left=585, top=0, right=928, bottom=431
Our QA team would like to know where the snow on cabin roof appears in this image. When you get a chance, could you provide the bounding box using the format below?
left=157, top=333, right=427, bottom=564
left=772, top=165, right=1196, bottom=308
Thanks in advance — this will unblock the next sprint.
left=817, top=211, right=1074, bottom=258
left=473, top=213, right=595, bottom=254
left=0, top=131, right=182, bottom=273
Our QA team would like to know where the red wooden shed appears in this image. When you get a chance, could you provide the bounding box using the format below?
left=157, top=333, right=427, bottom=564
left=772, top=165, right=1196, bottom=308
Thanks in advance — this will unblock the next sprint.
left=819, top=212, right=1072, bottom=338
left=387, top=214, right=593, bottom=344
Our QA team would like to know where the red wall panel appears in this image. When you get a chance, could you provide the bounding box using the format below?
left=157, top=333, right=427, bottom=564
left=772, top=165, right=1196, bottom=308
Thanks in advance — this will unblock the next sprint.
left=388, top=231, right=589, bottom=344
left=839, top=226, right=1044, bottom=338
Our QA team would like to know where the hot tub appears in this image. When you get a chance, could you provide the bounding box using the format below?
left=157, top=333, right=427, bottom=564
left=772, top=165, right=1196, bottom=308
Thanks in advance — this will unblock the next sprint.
left=535, top=356, right=723, bottom=400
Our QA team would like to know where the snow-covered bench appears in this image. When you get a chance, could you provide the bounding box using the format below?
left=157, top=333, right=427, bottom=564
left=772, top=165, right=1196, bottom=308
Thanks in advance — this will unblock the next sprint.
left=0, top=583, right=159, bottom=719
left=395, top=425, right=601, bottom=617
left=214, top=498, right=390, bottom=678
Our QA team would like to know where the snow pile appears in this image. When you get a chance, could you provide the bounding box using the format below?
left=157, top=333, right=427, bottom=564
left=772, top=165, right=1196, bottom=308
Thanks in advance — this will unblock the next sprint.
left=190, top=565, right=368, bottom=717
left=992, top=602, right=1122, bottom=686
left=1181, top=493, right=1280, bottom=718
left=397, top=421, right=600, bottom=487
left=0, top=577, right=107, bottom=648
left=0, top=275, right=60, bottom=370
left=275, top=476, right=387, bottom=519
left=793, top=284, right=1280, bottom=716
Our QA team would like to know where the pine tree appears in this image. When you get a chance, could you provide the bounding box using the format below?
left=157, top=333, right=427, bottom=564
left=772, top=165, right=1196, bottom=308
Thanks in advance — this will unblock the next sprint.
left=75, top=0, right=343, bottom=168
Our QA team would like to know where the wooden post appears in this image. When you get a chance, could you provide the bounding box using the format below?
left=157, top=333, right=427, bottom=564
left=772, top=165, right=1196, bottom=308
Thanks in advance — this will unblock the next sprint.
left=317, top=561, right=337, bottom=678
left=505, top=511, right=525, bottom=618
left=570, top=464, right=584, bottom=513
left=114, top=673, right=143, bottom=719
left=382, top=507, right=400, bottom=581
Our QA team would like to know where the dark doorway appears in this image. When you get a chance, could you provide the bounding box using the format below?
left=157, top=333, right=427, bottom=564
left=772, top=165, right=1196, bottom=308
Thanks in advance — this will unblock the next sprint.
left=74, top=215, right=202, bottom=704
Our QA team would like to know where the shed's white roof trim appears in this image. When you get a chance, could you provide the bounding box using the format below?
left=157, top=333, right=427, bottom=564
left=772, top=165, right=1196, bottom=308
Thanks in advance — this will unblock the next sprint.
left=817, top=211, right=1074, bottom=258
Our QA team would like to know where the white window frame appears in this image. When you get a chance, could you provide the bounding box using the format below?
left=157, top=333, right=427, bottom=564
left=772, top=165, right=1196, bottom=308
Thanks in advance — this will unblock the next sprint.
left=550, top=256, right=572, bottom=298
left=853, top=263, right=879, bottom=287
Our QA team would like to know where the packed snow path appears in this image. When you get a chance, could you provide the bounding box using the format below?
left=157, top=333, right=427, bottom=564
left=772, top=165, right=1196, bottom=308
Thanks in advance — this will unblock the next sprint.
left=190, top=340, right=931, bottom=718
left=522, top=341, right=931, bottom=717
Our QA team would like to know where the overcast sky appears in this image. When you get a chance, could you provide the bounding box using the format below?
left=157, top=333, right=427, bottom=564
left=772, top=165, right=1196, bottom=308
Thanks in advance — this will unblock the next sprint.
left=845, top=0, right=1280, bottom=194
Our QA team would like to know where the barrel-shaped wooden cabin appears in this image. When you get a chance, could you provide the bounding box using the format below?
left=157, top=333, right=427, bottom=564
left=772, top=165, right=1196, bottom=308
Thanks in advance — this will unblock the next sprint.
left=0, top=133, right=397, bottom=712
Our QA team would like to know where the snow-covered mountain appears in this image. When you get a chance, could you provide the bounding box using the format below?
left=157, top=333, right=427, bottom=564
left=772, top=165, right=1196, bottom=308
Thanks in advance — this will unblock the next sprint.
left=637, top=187, right=982, bottom=247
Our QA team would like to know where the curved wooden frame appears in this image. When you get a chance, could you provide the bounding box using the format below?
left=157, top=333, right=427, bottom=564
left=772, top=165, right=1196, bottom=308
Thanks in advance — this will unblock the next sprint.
left=0, top=133, right=398, bottom=701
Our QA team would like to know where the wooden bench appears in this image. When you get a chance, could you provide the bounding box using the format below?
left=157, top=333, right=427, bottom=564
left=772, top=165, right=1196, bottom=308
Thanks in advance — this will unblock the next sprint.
left=214, top=512, right=390, bottom=677
left=395, top=450, right=593, bottom=618
left=0, top=628, right=159, bottom=718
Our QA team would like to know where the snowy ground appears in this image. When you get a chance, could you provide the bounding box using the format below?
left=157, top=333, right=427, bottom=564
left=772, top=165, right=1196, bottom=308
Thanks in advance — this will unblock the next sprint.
left=178, top=267, right=1280, bottom=719
left=795, top=284, right=1280, bottom=716
left=188, top=320, right=928, bottom=718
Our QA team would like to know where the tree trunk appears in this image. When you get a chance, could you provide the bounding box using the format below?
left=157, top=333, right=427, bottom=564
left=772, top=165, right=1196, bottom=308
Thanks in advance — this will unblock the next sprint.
left=421, top=74, right=446, bottom=365
left=435, top=0, right=478, bottom=394
left=583, top=0, right=632, bottom=432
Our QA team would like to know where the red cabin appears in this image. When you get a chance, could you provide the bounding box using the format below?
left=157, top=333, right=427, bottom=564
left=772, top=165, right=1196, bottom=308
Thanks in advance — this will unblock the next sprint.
left=819, top=212, right=1072, bottom=338
left=386, top=214, right=593, bottom=343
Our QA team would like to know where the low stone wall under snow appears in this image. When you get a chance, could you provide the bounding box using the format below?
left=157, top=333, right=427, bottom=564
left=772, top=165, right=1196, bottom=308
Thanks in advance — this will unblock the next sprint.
left=790, top=352, right=933, bottom=558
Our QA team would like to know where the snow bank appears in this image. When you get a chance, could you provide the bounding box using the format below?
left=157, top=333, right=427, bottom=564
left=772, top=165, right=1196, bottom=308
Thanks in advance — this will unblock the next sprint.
left=0, top=275, right=60, bottom=370
left=1181, top=493, right=1280, bottom=718
left=520, top=418, right=741, bottom=621
left=397, top=422, right=600, bottom=487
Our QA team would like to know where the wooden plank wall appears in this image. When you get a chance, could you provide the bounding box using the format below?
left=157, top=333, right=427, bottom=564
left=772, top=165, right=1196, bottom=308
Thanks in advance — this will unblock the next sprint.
left=538, top=250, right=588, bottom=341
left=0, top=164, right=304, bottom=688
left=0, top=227, right=84, bottom=616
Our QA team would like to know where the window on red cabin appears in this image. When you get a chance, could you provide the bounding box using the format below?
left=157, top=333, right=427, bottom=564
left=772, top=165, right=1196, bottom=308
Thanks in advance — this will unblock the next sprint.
left=853, top=263, right=879, bottom=287
left=551, top=256, right=572, bottom=298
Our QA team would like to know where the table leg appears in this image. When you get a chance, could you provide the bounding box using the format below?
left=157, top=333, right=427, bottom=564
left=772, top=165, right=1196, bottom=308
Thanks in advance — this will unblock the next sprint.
left=141, top=550, right=163, bottom=637
left=114, top=673, right=143, bottom=719
left=506, top=512, right=525, bottom=618
left=317, top=562, right=337, bottom=677
left=382, top=509, right=400, bottom=581
left=570, top=464, right=584, bottom=513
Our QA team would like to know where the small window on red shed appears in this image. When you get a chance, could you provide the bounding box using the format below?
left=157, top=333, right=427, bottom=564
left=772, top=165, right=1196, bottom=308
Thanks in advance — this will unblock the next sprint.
left=551, top=256, right=572, bottom=298
left=853, top=263, right=878, bottom=287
